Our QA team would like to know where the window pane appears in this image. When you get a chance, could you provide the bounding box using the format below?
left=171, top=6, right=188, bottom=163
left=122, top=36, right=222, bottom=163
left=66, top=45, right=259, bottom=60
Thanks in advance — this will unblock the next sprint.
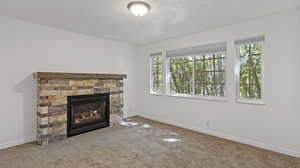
left=238, top=42, right=262, bottom=99
left=215, top=84, right=225, bottom=97
left=214, top=58, right=225, bottom=70
left=195, top=52, right=226, bottom=96
left=169, top=57, right=193, bottom=94
left=151, top=55, right=163, bottom=93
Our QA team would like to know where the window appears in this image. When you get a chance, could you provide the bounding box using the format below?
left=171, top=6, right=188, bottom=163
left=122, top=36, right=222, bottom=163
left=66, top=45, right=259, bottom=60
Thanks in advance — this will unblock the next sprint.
left=166, top=42, right=227, bottom=99
left=169, top=56, right=193, bottom=94
left=150, top=53, right=163, bottom=94
left=235, top=36, right=264, bottom=102
left=195, top=52, right=226, bottom=96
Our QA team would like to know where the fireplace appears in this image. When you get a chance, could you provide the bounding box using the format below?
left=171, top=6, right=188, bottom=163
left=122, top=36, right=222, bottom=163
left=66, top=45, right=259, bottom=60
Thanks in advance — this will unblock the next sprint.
left=35, top=72, right=126, bottom=145
left=67, top=93, right=110, bottom=137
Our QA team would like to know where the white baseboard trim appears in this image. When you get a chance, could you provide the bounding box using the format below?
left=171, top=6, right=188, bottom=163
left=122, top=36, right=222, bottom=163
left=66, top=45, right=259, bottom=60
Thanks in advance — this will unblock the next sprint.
left=0, top=138, right=34, bottom=150
left=124, top=114, right=137, bottom=118
left=140, top=114, right=300, bottom=158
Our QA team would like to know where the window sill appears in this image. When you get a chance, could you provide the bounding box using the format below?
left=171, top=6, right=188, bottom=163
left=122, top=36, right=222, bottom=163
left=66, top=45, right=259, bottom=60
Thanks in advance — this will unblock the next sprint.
left=166, top=93, right=226, bottom=102
left=236, top=98, right=265, bottom=105
left=149, top=92, right=163, bottom=96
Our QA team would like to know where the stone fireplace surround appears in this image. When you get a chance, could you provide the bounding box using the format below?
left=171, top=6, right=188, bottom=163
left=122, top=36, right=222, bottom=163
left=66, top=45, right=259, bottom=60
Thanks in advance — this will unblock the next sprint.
left=34, top=72, right=126, bottom=145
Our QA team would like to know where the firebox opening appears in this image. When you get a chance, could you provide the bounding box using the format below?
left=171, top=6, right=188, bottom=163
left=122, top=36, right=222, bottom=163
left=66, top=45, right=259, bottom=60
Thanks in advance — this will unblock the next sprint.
left=67, top=93, right=110, bottom=137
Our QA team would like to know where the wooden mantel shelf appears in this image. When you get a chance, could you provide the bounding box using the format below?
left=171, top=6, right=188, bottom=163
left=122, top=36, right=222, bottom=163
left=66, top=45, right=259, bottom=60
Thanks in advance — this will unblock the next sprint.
left=33, top=72, right=127, bottom=79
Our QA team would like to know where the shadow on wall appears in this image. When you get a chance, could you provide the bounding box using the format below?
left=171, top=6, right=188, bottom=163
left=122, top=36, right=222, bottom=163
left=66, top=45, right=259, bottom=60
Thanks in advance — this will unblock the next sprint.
left=15, top=74, right=36, bottom=142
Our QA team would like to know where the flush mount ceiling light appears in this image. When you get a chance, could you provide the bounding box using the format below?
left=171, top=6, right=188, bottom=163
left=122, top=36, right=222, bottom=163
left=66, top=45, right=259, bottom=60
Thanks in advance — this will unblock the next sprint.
left=127, top=1, right=151, bottom=16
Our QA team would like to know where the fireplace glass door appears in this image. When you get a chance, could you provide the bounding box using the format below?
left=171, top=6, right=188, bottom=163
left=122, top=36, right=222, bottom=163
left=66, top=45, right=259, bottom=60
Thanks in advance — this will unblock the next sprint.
left=67, top=93, right=109, bottom=137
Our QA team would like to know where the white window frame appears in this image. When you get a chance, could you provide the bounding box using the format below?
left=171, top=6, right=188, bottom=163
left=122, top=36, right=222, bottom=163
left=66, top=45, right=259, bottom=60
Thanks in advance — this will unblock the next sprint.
left=235, top=38, right=265, bottom=105
left=165, top=51, right=227, bottom=102
left=149, top=50, right=165, bottom=95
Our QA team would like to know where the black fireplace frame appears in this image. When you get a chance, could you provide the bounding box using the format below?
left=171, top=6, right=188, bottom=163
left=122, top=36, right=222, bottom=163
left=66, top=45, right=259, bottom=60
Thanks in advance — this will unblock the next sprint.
left=67, top=93, right=110, bottom=137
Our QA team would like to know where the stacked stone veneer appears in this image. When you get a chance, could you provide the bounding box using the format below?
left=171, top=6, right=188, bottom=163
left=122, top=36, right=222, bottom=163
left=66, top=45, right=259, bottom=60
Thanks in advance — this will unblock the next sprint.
left=35, top=74, right=125, bottom=145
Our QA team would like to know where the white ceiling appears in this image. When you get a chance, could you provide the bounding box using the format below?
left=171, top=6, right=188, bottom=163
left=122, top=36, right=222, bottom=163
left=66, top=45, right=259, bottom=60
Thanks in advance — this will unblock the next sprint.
left=0, top=0, right=299, bottom=45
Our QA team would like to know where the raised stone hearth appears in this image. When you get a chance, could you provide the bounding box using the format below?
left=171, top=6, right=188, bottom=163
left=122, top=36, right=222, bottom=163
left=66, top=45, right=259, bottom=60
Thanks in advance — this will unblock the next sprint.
left=34, top=72, right=126, bottom=145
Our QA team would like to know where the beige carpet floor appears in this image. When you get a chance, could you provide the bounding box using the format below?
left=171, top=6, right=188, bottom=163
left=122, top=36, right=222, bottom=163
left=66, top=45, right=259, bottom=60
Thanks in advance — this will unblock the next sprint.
left=0, top=116, right=299, bottom=168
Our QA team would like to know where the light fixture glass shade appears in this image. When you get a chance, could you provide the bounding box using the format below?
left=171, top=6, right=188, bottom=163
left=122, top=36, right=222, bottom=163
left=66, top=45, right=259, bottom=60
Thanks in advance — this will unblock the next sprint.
left=127, top=1, right=150, bottom=16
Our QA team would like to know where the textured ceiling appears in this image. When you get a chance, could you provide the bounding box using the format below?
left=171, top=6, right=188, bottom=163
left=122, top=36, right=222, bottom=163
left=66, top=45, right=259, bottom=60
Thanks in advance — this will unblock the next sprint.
left=0, top=0, right=299, bottom=44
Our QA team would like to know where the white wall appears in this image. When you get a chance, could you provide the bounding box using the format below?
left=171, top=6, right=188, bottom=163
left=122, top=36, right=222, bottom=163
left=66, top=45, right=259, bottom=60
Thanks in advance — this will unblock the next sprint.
left=137, top=9, right=300, bottom=157
left=0, top=16, right=138, bottom=149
